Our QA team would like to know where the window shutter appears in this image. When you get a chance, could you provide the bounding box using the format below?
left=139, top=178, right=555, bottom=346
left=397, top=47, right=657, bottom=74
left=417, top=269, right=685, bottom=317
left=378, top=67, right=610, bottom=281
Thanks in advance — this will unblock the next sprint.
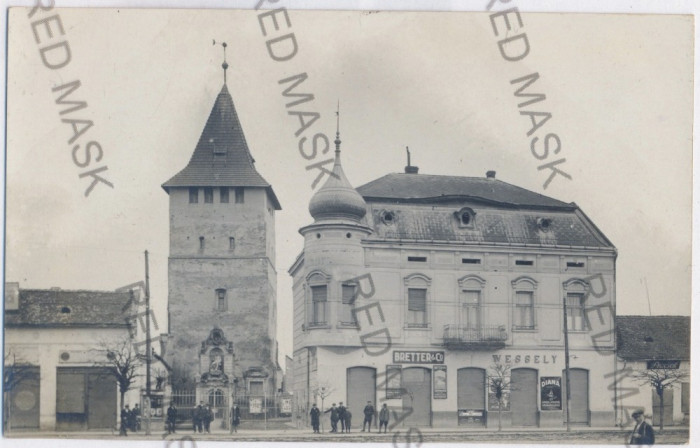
left=408, top=288, right=426, bottom=311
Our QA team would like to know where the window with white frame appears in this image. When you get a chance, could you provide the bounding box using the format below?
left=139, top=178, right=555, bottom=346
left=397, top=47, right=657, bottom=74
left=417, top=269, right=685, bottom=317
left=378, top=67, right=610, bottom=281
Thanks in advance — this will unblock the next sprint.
left=566, top=292, right=587, bottom=331
left=311, top=285, right=327, bottom=325
left=404, top=274, right=431, bottom=328
left=511, top=276, right=537, bottom=330
left=340, top=283, right=357, bottom=325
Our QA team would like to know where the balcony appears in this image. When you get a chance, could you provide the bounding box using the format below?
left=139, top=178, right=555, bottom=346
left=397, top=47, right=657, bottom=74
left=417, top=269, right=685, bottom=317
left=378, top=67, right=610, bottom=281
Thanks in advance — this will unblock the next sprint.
left=442, top=324, right=508, bottom=350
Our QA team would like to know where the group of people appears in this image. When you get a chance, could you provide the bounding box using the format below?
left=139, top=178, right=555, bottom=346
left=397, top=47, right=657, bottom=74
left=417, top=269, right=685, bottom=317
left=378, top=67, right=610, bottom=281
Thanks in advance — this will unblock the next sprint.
left=118, top=404, right=142, bottom=436
left=309, top=401, right=390, bottom=434
left=192, top=401, right=215, bottom=433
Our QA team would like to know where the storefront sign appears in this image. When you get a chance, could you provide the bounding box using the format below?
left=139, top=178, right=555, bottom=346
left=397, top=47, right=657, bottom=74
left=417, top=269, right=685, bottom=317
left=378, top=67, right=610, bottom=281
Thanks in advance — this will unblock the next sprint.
left=393, top=350, right=444, bottom=364
left=458, top=409, right=484, bottom=417
left=492, top=354, right=557, bottom=365
left=647, top=360, right=681, bottom=370
left=540, top=377, right=562, bottom=411
left=386, top=364, right=403, bottom=399
left=433, top=365, right=447, bottom=399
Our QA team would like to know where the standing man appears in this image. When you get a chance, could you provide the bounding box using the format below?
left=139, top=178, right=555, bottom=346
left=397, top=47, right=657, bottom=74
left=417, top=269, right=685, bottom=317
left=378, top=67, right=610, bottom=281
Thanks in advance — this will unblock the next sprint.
left=309, top=403, right=320, bottom=434
left=230, top=403, right=241, bottom=434
left=203, top=404, right=214, bottom=433
left=132, top=403, right=141, bottom=432
left=629, top=410, right=655, bottom=445
left=338, top=401, right=347, bottom=433
left=362, top=401, right=375, bottom=432
left=324, top=403, right=339, bottom=433
left=119, top=405, right=129, bottom=436
left=344, top=409, right=352, bottom=433
left=166, top=402, right=177, bottom=434
left=379, top=403, right=389, bottom=433
left=193, top=401, right=205, bottom=433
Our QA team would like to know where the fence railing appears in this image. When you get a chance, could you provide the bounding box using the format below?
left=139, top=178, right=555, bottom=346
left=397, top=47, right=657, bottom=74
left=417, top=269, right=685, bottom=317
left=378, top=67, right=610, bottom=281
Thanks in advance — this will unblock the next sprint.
left=443, top=324, right=508, bottom=350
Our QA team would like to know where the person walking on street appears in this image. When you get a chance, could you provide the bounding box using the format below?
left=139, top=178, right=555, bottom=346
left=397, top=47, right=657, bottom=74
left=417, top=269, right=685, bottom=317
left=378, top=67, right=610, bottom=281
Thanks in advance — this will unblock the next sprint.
left=230, top=403, right=241, bottom=434
left=344, top=409, right=352, bottom=433
left=132, top=404, right=141, bottom=432
left=309, top=403, right=321, bottom=433
left=324, top=403, right=339, bottom=433
left=362, top=401, right=375, bottom=432
left=629, top=410, right=655, bottom=445
left=119, top=405, right=129, bottom=436
left=166, top=403, right=177, bottom=434
left=338, top=402, right=347, bottom=433
left=379, top=403, right=389, bottom=433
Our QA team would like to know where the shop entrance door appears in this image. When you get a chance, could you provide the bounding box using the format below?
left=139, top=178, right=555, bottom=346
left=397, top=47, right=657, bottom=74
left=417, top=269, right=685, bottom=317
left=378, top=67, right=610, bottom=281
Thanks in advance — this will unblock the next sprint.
left=457, top=368, right=486, bottom=427
left=8, top=366, right=40, bottom=431
left=347, top=367, right=376, bottom=429
left=511, top=368, right=538, bottom=426
left=563, top=368, right=589, bottom=425
left=401, top=367, right=431, bottom=427
left=87, top=371, right=117, bottom=429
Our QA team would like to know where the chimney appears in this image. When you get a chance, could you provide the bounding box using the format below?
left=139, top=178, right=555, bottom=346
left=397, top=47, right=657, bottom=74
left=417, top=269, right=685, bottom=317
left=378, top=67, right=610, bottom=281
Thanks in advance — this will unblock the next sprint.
left=404, top=146, right=419, bottom=174
left=486, top=170, right=496, bottom=179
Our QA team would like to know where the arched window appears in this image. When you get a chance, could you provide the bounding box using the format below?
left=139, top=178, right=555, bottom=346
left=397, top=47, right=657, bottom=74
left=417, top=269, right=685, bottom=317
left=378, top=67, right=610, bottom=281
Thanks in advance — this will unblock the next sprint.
left=405, top=274, right=431, bottom=328
left=511, top=276, right=537, bottom=330
left=208, top=389, right=224, bottom=407
left=306, top=271, right=331, bottom=327
left=215, top=289, right=227, bottom=312
left=563, top=279, right=589, bottom=331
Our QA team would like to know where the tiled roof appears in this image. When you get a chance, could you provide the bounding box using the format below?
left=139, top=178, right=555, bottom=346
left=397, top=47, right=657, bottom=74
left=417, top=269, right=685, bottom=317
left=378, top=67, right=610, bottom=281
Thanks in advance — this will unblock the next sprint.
left=364, top=205, right=613, bottom=248
left=357, top=173, right=573, bottom=209
left=4, top=289, right=132, bottom=328
left=616, top=316, right=690, bottom=361
left=162, top=84, right=281, bottom=210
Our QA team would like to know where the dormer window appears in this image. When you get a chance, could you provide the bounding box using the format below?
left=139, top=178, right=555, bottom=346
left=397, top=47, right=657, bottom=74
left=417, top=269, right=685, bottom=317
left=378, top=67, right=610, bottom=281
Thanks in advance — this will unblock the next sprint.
left=61, top=306, right=71, bottom=314
left=455, top=207, right=476, bottom=228
left=537, top=217, right=552, bottom=232
left=380, top=210, right=396, bottom=225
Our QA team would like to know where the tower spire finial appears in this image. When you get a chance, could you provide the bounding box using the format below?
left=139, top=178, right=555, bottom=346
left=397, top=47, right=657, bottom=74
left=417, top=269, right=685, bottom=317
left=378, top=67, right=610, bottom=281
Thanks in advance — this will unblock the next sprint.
left=334, top=100, right=341, bottom=153
left=214, top=40, right=229, bottom=85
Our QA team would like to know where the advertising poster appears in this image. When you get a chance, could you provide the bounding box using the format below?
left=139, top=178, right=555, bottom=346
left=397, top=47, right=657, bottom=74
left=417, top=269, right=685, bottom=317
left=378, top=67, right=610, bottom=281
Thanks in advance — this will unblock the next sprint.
left=433, top=365, right=447, bottom=399
left=540, top=377, right=562, bottom=411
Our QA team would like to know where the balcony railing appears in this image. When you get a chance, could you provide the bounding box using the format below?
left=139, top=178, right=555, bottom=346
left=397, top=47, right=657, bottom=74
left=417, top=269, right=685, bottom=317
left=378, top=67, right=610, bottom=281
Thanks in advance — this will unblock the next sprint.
left=443, top=324, right=508, bottom=350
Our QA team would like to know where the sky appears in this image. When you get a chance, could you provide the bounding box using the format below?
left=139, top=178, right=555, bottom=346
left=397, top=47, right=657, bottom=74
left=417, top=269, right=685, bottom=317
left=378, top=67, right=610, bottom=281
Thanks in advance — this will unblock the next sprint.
left=4, top=6, right=693, bottom=365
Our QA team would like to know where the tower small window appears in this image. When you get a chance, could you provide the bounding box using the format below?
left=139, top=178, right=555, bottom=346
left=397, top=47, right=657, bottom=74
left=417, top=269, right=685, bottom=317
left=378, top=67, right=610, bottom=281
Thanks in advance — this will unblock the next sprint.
left=220, top=188, right=229, bottom=203
left=189, top=188, right=199, bottom=204
left=515, top=260, right=534, bottom=266
left=61, top=306, right=71, bottom=314
left=199, top=236, right=205, bottom=250
left=216, top=289, right=227, bottom=311
left=235, top=188, right=245, bottom=204
left=229, top=237, right=235, bottom=251
left=204, top=188, right=214, bottom=204
left=380, top=210, right=395, bottom=225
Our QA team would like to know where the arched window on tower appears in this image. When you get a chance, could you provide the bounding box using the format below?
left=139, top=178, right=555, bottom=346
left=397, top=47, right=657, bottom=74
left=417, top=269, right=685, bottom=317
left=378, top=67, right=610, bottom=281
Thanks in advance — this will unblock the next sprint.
left=216, top=289, right=227, bottom=311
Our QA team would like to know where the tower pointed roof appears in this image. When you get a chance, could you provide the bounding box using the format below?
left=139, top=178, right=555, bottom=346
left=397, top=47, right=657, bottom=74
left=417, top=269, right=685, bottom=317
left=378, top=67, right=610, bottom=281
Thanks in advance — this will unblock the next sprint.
left=162, top=84, right=281, bottom=210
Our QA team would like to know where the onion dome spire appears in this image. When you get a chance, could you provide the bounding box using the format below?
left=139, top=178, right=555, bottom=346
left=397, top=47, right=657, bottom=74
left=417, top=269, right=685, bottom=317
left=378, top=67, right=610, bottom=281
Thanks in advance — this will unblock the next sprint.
left=308, top=104, right=367, bottom=222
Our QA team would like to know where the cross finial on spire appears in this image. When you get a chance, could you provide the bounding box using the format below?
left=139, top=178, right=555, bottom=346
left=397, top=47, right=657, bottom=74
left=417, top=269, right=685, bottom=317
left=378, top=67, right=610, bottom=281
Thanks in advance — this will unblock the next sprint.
left=214, top=40, right=229, bottom=84
left=334, top=100, right=341, bottom=153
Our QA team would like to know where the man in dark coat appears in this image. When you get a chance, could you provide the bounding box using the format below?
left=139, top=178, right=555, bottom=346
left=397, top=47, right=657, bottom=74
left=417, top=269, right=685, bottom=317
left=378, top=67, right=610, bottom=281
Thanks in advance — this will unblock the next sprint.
left=309, top=403, right=321, bottom=433
left=193, top=402, right=204, bottom=433
left=230, top=403, right=241, bottom=434
left=629, top=410, right=655, bottom=445
left=379, top=403, right=390, bottom=433
left=166, top=403, right=177, bottom=434
left=338, top=401, right=347, bottom=433
left=344, top=409, right=352, bottom=433
left=324, top=403, right=339, bottom=433
left=362, top=401, right=375, bottom=432
left=119, top=405, right=129, bottom=436
left=132, top=404, right=141, bottom=432
left=203, top=404, right=214, bottom=433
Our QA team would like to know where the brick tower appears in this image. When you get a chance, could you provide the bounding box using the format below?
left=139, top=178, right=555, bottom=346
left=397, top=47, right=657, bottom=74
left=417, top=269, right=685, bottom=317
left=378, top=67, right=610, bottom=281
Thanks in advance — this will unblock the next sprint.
left=162, top=69, right=281, bottom=402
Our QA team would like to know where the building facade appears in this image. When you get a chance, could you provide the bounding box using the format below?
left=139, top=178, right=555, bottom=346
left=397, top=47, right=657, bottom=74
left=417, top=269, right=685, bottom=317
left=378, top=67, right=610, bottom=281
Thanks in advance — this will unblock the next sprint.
left=162, top=78, right=281, bottom=408
left=4, top=283, right=136, bottom=431
left=290, top=146, right=618, bottom=428
left=615, top=316, right=690, bottom=427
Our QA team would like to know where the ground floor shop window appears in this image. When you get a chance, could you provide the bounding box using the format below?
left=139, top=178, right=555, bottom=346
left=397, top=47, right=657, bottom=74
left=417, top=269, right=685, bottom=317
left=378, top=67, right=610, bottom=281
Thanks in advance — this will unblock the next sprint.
left=56, top=367, right=116, bottom=430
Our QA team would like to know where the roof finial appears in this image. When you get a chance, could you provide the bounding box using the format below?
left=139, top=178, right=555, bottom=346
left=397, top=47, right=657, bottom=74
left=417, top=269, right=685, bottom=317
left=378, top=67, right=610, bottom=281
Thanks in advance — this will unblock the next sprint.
left=334, top=100, right=341, bottom=154
left=214, top=40, right=229, bottom=84
left=406, top=146, right=411, bottom=166
left=404, top=146, right=419, bottom=174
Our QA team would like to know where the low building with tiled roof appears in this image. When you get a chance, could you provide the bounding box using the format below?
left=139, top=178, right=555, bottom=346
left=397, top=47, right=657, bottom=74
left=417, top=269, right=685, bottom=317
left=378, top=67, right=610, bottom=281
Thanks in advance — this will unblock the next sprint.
left=291, top=147, right=618, bottom=429
left=614, top=315, right=690, bottom=427
left=4, top=283, right=137, bottom=431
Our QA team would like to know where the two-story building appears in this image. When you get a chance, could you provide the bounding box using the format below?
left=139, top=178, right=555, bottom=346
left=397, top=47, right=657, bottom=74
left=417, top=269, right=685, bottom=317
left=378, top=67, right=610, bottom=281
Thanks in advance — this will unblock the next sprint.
left=289, top=138, right=617, bottom=428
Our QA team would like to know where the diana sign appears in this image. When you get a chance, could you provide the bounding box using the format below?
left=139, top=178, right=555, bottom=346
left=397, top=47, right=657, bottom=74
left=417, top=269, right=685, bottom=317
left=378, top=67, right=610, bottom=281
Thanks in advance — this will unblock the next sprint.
left=393, top=351, right=445, bottom=364
left=540, top=377, right=562, bottom=411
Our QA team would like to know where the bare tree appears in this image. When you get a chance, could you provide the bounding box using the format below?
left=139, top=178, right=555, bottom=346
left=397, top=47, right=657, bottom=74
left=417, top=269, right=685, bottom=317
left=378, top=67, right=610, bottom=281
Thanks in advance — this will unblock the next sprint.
left=632, top=365, right=688, bottom=430
left=487, top=363, right=512, bottom=431
left=95, top=337, right=142, bottom=416
left=312, top=379, right=336, bottom=433
left=3, top=350, right=38, bottom=432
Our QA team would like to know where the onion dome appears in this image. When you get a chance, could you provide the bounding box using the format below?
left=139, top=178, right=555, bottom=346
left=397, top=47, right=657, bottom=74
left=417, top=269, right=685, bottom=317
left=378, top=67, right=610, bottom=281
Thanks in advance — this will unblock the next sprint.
left=309, top=141, right=367, bottom=222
